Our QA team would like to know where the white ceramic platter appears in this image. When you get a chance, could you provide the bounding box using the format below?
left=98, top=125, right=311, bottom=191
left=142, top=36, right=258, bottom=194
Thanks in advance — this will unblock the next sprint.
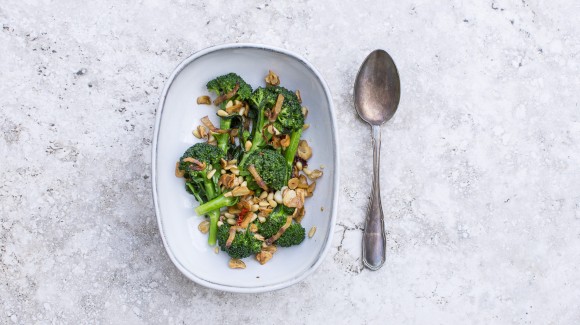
left=152, top=44, right=339, bottom=293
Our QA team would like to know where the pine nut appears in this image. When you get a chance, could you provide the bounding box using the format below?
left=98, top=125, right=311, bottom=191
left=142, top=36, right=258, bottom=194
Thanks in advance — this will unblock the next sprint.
left=250, top=213, right=258, bottom=222
left=259, top=201, right=269, bottom=207
left=224, top=212, right=235, bottom=219
left=268, top=199, right=277, bottom=207
left=245, top=140, right=252, bottom=151
left=217, top=221, right=224, bottom=227
left=214, top=246, right=219, bottom=254
left=267, top=192, right=274, bottom=201
left=251, top=204, right=260, bottom=212
left=259, top=191, right=268, bottom=199
left=296, top=161, right=303, bottom=171
left=308, top=226, right=317, bottom=238
left=274, top=191, right=283, bottom=204
left=225, top=100, right=234, bottom=108
left=192, top=128, right=201, bottom=138
left=227, top=218, right=236, bottom=225
left=206, top=169, right=216, bottom=179
left=241, top=181, right=247, bottom=187
left=258, top=216, right=266, bottom=223
left=217, top=110, right=229, bottom=117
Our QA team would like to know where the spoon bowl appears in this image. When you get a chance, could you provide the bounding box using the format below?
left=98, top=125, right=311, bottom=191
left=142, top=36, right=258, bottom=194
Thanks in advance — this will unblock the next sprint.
left=354, top=50, right=401, bottom=125
left=353, top=49, right=401, bottom=270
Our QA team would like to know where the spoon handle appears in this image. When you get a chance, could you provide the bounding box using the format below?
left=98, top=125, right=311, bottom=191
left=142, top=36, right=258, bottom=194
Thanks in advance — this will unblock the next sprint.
left=362, top=125, right=386, bottom=270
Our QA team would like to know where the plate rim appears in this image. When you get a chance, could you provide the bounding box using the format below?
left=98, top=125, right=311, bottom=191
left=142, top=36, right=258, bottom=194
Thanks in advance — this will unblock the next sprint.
left=152, top=43, right=340, bottom=293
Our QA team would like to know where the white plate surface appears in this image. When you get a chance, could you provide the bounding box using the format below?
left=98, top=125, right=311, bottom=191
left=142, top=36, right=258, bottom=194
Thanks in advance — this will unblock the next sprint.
left=152, top=44, right=339, bottom=293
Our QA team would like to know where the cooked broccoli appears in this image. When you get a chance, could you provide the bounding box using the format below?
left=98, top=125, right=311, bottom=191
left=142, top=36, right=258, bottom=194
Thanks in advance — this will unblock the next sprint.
left=239, top=86, right=305, bottom=176
left=179, top=143, right=225, bottom=246
left=269, top=86, right=304, bottom=134
left=245, top=87, right=278, bottom=151
left=258, top=205, right=305, bottom=247
left=276, top=223, right=306, bottom=247
left=258, top=205, right=294, bottom=238
left=206, top=73, right=253, bottom=103
left=206, top=73, right=253, bottom=153
left=241, top=149, right=288, bottom=191
left=216, top=223, right=262, bottom=259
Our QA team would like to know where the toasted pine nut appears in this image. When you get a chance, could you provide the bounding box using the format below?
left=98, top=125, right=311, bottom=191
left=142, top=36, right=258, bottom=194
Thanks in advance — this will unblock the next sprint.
left=296, top=161, right=303, bottom=171
left=259, top=191, right=268, bottom=199
left=214, top=246, right=219, bottom=254
left=231, top=168, right=240, bottom=175
left=258, top=216, right=266, bottom=223
left=268, top=199, right=277, bottom=207
left=225, top=100, right=234, bottom=108
left=217, top=221, right=224, bottom=227
left=259, top=201, right=269, bottom=207
left=251, top=204, right=260, bottom=212
left=220, top=169, right=226, bottom=174
left=206, top=169, right=216, bottom=179
left=267, top=192, right=274, bottom=201
left=308, top=226, right=317, bottom=238
left=245, top=140, right=252, bottom=151
left=217, top=110, right=229, bottom=117
left=303, top=124, right=310, bottom=130
left=274, top=191, right=283, bottom=204
left=250, top=213, right=258, bottom=222
left=224, top=212, right=235, bottom=219
left=241, top=181, right=247, bottom=187
left=226, top=218, right=236, bottom=225
left=192, top=128, right=201, bottom=138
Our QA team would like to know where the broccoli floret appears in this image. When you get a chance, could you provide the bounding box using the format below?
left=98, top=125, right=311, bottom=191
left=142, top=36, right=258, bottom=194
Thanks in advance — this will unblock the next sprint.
left=276, top=223, right=305, bottom=247
left=258, top=205, right=305, bottom=247
left=241, top=149, right=288, bottom=191
left=240, top=86, right=305, bottom=177
left=178, top=143, right=226, bottom=246
left=206, top=72, right=253, bottom=102
left=206, top=73, right=253, bottom=153
left=258, top=205, right=294, bottom=238
left=216, top=223, right=262, bottom=259
left=270, top=86, right=305, bottom=134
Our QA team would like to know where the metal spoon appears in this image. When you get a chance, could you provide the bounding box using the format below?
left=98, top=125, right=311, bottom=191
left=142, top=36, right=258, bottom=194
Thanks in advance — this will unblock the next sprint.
left=354, top=49, right=401, bottom=270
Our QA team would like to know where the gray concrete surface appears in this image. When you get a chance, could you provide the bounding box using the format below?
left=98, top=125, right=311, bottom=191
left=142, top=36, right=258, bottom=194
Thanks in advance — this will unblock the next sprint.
left=1, top=0, right=580, bottom=323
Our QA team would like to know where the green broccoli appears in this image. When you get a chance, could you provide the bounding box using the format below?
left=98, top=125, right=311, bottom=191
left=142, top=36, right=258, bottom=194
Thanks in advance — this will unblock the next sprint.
left=179, top=143, right=226, bottom=246
left=276, top=223, right=306, bottom=247
left=206, top=73, right=253, bottom=153
left=206, top=73, right=253, bottom=103
left=241, top=149, right=288, bottom=191
left=239, top=86, right=305, bottom=176
left=216, top=223, right=262, bottom=259
left=258, top=205, right=305, bottom=247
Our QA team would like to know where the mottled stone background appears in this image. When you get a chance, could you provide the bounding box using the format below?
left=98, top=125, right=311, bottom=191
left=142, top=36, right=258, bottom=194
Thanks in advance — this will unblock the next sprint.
left=1, top=0, right=579, bottom=324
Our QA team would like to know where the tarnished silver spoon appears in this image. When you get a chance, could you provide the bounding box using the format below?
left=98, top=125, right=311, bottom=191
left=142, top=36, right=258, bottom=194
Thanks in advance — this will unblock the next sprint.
left=354, top=49, right=401, bottom=270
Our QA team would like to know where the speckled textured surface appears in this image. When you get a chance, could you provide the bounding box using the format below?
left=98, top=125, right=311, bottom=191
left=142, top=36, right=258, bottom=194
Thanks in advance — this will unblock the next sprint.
left=1, top=0, right=580, bottom=323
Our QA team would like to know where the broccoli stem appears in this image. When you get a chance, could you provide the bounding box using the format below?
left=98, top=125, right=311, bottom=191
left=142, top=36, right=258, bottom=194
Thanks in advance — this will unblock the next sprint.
left=195, top=194, right=238, bottom=216
left=250, top=107, right=267, bottom=151
left=216, top=118, right=232, bottom=153
left=207, top=209, right=220, bottom=246
left=284, top=128, right=303, bottom=172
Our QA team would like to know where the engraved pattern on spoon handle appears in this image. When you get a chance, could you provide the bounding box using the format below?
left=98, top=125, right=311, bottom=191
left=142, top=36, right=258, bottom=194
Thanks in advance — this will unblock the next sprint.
left=362, top=125, right=386, bottom=270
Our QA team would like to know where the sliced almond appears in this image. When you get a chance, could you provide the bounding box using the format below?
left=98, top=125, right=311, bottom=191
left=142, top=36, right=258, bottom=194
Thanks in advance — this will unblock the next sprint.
left=288, top=177, right=299, bottom=190
left=256, top=251, right=273, bottom=265
left=265, top=70, right=280, bottom=86
left=229, top=258, right=246, bottom=269
left=219, top=174, right=236, bottom=189
left=298, top=175, right=309, bottom=189
left=198, top=220, right=210, bottom=234
left=231, top=186, right=251, bottom=197
left=280, top=134, right=290, bottom=148
left=197, top=95, right=211, bottom=105
left=308, top=169, right=323, bottom=180
left=297, top=140, right=312, bottom=160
